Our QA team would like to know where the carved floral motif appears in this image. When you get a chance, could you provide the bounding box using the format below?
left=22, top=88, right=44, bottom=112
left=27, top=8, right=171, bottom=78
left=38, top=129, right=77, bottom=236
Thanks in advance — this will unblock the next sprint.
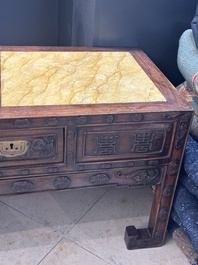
left=21, top=169, right=30, bottom=175
left=130, top=113, right=144, bottom=122
left=68, top=131, right=75, bottom=139
left=12, top=180, right=34, bottom=193
left=105, top=115, right=114, bottom=123
left=89, top=173, right=110, bottom=185
left=168, top=160, right=180, bottom=176
left=148, top=160, right=159, bottom=166
left=26, top=136, right=56, bottom=158
left=47, top=118, right=58, bottom=126
left=158, top=208, right=168, bottom=221
left=128, top=162, right=135, bottom=167
left=67, top=151, right=74, bottom=162
left=77, top=165, right=84, bottom=171
left=76, top=116, right=87, bottom=124
left=54, top=176, right=71, bottom=189
left=163, top=186, right=174, bottom=197
left=101, top=163, right=112, bottom=169
left=14, top=119, right=30, bottom=128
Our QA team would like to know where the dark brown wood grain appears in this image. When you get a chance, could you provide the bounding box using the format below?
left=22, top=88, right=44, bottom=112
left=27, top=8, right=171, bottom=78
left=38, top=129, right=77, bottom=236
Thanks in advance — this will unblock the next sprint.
left=0, top=47, right=194, bottom=250
left=0, top=46, right=192, bottom=119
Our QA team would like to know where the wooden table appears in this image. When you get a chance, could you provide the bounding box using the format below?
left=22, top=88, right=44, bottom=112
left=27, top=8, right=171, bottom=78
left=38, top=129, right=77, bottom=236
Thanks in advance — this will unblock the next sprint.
left=0, top=46, right=193, bottom=249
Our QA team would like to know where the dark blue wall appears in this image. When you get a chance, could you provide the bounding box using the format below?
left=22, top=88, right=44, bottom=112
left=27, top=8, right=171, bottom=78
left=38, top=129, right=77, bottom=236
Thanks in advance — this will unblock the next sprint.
left=0, top=0, right=197, bottom=85
left=58, top=0, right=73, bottom=46
left=93, top=0, right=198, bottom=85
left=0, top=0, right=59, bottom=46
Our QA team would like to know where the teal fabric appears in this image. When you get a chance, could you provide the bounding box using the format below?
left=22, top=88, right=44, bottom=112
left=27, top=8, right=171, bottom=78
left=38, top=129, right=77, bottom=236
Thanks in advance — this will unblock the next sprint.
left=170, top=28, right=198, bottom=262
left=191, top=4, right=198, bottom=50
left=176, top=83, right=198, bottom=142
left=177, top=29, right=198, bottom=93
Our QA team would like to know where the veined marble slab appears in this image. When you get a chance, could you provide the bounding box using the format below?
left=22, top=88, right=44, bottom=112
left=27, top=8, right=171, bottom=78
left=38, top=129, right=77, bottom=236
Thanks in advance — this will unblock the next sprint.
left=1, top=51, right=166, bottom=106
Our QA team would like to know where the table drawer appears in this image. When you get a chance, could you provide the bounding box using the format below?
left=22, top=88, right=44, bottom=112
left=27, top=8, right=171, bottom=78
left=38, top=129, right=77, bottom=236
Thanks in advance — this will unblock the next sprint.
left=76, top=122, right=175, bottom=167
left=0, top=128, right=64, bottom=167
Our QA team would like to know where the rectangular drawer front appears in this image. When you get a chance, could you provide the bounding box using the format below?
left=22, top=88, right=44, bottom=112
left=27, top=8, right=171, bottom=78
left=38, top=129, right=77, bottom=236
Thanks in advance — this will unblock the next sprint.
left=76, top=122, right=175, bottom=165
left=0, top=128, right=64, bottom=167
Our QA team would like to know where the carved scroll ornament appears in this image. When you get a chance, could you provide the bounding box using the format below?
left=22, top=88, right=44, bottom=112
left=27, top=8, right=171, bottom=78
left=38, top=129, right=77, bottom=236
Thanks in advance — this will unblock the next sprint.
left=175, top=113, right=191, bottom=149
left=116, top=168, right=160, bottom=185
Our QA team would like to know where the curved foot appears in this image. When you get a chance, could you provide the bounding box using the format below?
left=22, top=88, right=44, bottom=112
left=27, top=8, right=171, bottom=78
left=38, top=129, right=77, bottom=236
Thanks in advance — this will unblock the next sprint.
left=124, top=226, right=164, bottom=250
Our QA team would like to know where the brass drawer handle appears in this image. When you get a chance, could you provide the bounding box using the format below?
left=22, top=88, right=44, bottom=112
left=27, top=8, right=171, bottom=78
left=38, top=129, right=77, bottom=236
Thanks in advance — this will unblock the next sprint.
left=0, top=140, right=30, bottom=157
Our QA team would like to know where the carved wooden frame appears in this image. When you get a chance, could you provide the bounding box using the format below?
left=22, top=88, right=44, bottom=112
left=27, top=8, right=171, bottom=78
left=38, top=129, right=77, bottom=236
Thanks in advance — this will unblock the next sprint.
left=0, top=46, right=193, bottom=250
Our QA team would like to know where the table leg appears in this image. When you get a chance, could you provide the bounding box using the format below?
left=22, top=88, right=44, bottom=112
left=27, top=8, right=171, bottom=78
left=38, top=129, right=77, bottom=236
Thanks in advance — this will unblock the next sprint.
left=125, top=169, right=178, bottom=249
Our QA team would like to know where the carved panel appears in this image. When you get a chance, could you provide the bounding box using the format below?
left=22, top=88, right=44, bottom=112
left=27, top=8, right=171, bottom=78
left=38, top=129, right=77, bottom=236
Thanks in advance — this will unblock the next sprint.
left=101, top=163, right=112, bottom=169
left=175, top=113, right=191, bottom=149
left=163, top=186, right=174, bottom=197
left=89, top=173, right=110, bottom=185
left=0, top=127, right=64, bottom=167
left=168, top=160, right=180, bottom=176
left=68, top=131, right=75, bottom=139
left=130, top=114, right=144, bottom=122
left=128, top=162, right=135, bottom=167
left=0, top=136, right=56, bottom=160
left=54, top=176, right=71, bottom=189
left=77, top=165, right=84, bottom=171
left=116, top=168, right=160, bottom=185
left=12, top=180, right=34, bottom=193
left=14, top=119, right=31, bottom=128
left=21, top=169, right=30, bottom=175
left=131, top=132, right=156, bottom=153
left=25, top=136, right=56, bottom=158
left=47, top=117, right=58, bottom=126
left=105, top=115, right=114, bottom=123
left=158, top=208, right=168, bottom=221
left=94, top=135, right=118, bottom=155
left=148, top=160, right=159, bottom=166
left=76, top=123, right=174, bottom=164
left=67, top=151, right=74, bottom=164
left=76, top=116, right=87, bottom=124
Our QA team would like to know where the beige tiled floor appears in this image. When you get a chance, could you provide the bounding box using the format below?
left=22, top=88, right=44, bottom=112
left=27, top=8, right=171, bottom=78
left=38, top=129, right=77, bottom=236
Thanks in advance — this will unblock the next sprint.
left=0, top=186, right=189, bottom=265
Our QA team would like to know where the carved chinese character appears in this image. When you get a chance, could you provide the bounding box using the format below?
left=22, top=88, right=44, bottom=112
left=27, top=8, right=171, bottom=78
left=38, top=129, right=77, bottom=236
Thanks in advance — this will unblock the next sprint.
left=94, top=135, right=118, bottom=155
left=131, top=133, right=155, bottom=153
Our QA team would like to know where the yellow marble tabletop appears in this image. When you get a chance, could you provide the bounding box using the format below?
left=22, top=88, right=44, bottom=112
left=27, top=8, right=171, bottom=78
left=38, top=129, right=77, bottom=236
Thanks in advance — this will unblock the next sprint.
left=1, top=51, right=166, bottom=106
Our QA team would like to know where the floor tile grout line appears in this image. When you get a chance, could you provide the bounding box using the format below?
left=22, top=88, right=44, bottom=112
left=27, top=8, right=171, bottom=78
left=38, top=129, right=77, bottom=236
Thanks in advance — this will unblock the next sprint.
left=0, top=187, right=112, bottom=236
left=0, top=186, right=111, bottom=235
left=0, top=199, right=45, bottom=226
left=36, top=235, right=111, bottom=265
left=65, top=236, right=112, bottom=265
left=66, top=187, right=111, bottom=234
left=36, top=237, right=64, bottom=265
